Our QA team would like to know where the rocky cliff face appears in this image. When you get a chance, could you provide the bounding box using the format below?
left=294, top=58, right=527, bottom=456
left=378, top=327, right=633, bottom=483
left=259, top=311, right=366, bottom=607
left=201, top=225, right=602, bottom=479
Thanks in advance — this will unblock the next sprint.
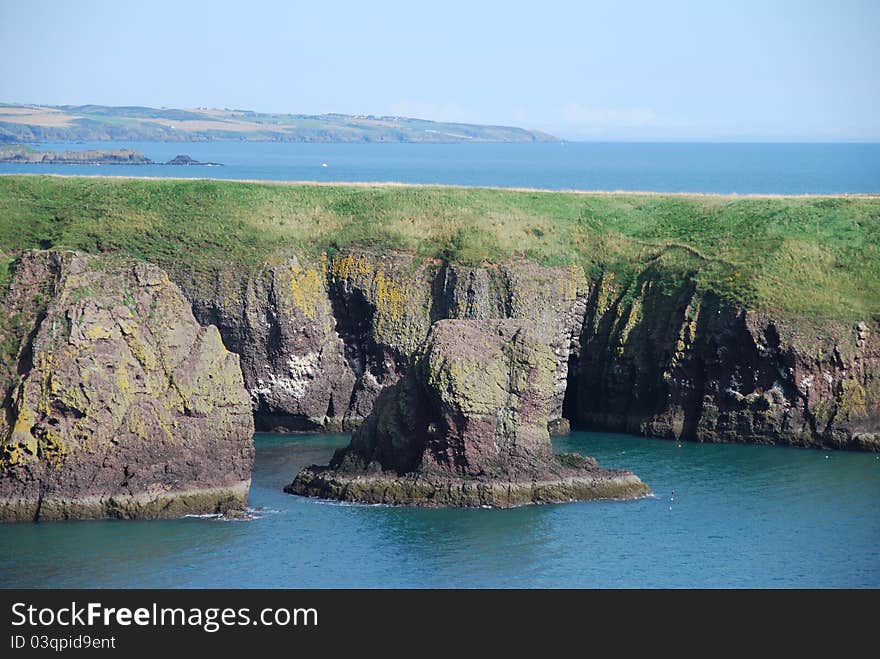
left=0, top=251, right=254, bottom=521
left=171, top=250, right=878, bottom=450
left=288, top=319, right=650, bottom=507
left=177, top=252, right=588, bottom=434
left=566, top=272, right=880, bottom=450
left=179, top=258, right=356, bottom=432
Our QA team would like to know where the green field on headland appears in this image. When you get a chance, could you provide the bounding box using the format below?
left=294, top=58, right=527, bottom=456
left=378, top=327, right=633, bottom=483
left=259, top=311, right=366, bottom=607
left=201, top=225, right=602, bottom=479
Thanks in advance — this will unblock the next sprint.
left=0, top=103, right=555, bottom=143
left=0, top=175, right=877, bottom=321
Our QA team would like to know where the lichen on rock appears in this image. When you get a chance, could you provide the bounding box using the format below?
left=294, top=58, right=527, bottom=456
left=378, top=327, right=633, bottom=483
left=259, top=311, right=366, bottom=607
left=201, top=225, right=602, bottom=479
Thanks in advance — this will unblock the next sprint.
left=0, top=251, right=255, bottom=521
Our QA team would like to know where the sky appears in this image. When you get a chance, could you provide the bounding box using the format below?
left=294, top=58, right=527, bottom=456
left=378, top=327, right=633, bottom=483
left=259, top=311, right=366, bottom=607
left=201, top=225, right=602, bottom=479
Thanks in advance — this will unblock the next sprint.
left=1, top=0, right=878, bottom=141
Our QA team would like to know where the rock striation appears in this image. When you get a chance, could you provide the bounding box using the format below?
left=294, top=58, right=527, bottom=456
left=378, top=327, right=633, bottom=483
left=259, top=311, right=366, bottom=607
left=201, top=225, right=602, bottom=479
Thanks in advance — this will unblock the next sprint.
left=286, top=319, right=650, bottom=507
left=0, top=251, right=254, bottom=521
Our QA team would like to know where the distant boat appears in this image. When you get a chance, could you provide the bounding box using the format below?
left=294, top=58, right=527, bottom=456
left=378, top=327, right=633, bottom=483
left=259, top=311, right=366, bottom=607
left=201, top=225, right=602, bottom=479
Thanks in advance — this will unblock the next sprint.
left=321, top=163, right=328, bottom=168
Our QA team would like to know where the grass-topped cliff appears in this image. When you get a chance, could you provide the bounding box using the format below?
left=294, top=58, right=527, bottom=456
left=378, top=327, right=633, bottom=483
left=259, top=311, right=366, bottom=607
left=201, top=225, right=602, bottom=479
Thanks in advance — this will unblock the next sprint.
left=0, top=175, right=877, bottom=322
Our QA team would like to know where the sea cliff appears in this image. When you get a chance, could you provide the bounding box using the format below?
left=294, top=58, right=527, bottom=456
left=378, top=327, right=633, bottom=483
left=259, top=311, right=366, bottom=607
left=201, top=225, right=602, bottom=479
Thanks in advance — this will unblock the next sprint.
left=1, top=176, right=878, bottom=457
left=176, top=250, right=879, bottom=450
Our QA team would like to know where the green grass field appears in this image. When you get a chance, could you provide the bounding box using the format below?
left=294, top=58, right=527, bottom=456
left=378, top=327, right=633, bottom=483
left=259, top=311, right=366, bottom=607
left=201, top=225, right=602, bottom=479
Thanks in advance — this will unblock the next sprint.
left=0, top=175, right=877, bottom=321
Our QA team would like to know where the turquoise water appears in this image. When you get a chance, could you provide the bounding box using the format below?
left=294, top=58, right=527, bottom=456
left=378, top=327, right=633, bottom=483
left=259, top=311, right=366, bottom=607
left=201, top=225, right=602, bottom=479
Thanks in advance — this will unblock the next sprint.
left=1, top=432, right=877, bottom=588
left=1, top=141, right=878, bottom=193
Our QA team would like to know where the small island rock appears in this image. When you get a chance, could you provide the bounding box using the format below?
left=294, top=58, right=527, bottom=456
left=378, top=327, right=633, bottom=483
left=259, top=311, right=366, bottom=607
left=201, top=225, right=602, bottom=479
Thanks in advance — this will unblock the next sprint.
left=287, top=319, right=650, bottom=507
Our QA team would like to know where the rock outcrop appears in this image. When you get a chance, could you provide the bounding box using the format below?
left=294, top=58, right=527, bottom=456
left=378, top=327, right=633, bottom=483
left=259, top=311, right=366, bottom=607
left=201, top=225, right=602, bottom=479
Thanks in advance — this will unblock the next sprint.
left=434, top=261, right=589, bottom=432
left=0, top=146, right=222, bottom=166
left=0, top=251, right=255, bottom=521
left=287, top=319, right=650, bottom=507
left=0, top=147, right=154, bottom=165
left=164, top=155, right=223, bottom=166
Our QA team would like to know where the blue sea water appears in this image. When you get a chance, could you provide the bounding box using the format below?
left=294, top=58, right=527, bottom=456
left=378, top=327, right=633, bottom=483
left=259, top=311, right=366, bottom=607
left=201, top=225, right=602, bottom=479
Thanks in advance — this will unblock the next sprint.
left=1, top=141, right=879, bottom=193
left=1, top=432, right=877, bottom=589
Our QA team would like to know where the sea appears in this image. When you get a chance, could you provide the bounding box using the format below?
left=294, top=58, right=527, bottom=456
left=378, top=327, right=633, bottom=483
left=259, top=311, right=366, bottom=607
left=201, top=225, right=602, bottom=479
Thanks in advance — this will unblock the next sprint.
left=1, top=140, right=878, bottom=194
left=0, top=141, right=878, bottom=588
left=1, top=432, right=878, bottom=588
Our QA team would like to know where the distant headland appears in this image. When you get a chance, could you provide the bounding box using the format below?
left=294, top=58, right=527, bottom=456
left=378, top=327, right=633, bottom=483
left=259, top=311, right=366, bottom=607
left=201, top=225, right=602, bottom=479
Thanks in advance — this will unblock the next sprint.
left=0, top=103, right=557, bottom=144
left=0, top=145, right=222, bottom=166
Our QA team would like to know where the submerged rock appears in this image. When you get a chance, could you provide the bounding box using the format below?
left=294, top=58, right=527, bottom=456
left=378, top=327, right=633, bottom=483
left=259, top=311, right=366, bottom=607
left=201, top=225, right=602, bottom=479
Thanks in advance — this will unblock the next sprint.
left=287, top=319, right=649, bottom=507
left=0, top=251, right=255, bottom=521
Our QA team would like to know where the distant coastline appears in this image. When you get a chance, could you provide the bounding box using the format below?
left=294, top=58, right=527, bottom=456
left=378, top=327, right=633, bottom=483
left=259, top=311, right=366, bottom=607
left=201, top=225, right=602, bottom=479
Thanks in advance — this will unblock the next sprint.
left=0, top=103, right=557, bottom=144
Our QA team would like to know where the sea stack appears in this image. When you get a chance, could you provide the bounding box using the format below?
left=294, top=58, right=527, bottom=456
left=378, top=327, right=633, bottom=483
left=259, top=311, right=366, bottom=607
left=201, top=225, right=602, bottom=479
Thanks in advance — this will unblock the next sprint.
left=287, top=319, right=650, bottom=507
left=0, top=251, right=255, bottom=521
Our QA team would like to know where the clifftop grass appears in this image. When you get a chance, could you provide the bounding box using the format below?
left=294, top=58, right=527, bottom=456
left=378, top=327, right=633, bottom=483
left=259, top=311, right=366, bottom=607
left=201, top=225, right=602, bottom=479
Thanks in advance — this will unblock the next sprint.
left=0, top=175, right=877, bottom=321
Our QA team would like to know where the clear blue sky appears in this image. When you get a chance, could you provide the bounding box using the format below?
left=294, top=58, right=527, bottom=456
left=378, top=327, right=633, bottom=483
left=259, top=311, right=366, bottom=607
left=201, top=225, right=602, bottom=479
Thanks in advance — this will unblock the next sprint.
left=1, top=0, right=877, bottom=140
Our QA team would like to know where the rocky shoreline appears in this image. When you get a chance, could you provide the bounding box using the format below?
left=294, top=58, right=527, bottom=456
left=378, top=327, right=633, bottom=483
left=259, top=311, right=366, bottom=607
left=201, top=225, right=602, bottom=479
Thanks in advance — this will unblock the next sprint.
left=0, top=146, right=222, bottom=166
left=1, top=244, right=877, bottom=520
left=287, top=469, right=648, bottom=507
left=178, top=250, right=879, bottom=452
left=0, top=481, right=250, bottom=522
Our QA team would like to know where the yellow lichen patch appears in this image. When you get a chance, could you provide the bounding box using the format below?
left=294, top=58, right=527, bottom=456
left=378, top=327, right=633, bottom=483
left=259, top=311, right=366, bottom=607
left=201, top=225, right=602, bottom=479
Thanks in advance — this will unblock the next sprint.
left=83, top=324, right=115, bottom=340
left=812, top=399, right=833, bottom=424
left=615, top=295, right=642, bottom=356
left=5, top=389, right=38, bottom=464
left=117, top=366, right=133, bottom=396
left=37, top=432, right=68, bottom=468
left=28, top=352, right=56, bottom=418
left=125, top=334, right=157, bottom=371
left=168, top=378, right=190, bottom=414
left=124, top=406, right=162, bottom=441
left=557, top=265, right=587, bottom=300
left=117, top=317, right=138, bottom=336
left=674, top=299, right=702, bottom=359
left=838, top=379, right=868, bottom=419
left=595, top=272, right=617, bottom=318
left=287, top=265, right=324, bottom=320
left=330, top=253, right=374, bottom=280
left=373, top=270, right=407, bottom=330
left=686, top=301, right=701, bottom=343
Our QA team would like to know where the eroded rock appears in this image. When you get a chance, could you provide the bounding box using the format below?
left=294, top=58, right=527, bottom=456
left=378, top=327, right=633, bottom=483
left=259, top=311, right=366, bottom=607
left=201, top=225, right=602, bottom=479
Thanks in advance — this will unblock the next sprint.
left=287, top=319, right=650, bottom=507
